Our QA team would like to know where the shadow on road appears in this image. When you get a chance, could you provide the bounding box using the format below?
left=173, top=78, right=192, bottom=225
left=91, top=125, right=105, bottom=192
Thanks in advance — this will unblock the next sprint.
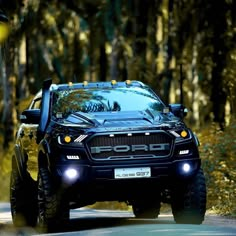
left=1, top=204, right=236, bottom=235
left=0, top=215, right=174, bottom=235
left=66, top=216, right=173, bottom=232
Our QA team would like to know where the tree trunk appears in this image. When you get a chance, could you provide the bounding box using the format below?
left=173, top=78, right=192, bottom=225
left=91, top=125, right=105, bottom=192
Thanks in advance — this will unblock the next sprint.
left=99, top=42, right=107, bottom=81
left=2, top=36, right=17, bottom=149
left=163, top=0, right=174, bottom=104
left=132, top=0, right=148, bottom=82
left=210, top=2, right=228, bottom=129
left=146, top=0, right=160, bottom=90
left=88, top=19, right=96, bottom=81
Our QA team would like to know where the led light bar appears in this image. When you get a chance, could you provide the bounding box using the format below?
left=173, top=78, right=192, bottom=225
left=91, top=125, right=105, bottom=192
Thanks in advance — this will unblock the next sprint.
left=179, top=150, right=189, bottom=155
left=74, top=135, right=88, bottom=143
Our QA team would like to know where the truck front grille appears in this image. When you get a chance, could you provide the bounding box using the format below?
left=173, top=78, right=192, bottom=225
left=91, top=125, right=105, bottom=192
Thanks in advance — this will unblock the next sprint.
left=86, top=131, right=173, bottom=161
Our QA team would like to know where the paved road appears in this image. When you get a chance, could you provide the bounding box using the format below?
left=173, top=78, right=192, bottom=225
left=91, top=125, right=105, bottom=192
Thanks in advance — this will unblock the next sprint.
left=0, top=203, right=236, bottom=235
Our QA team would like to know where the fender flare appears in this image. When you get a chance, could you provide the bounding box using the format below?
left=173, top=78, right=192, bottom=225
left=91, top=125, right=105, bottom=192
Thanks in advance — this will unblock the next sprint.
left=14, top=144, right=26, bottom=180
left=193, top=133, right=200, bottom=146
left=38, top=139, right=51, bottom=167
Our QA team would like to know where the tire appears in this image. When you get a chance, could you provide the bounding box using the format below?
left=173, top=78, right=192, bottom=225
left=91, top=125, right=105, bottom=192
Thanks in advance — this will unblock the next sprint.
left=171, top=168, right=206, bottom=224
left=132, top=201, right=160, bottom=219
left=38, top=167, right=69, bottom=232
left=10, top=155, right=38, bottom=227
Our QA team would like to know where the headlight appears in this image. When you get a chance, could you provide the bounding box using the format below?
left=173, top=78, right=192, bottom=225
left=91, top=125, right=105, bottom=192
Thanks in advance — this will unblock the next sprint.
left=58, top=134, right=88, bottom=145
left=58, top=135, right=73, bottom=144
left=169, top=129, right=190, bottom=142
left=64, top=135, right=72, bottom=143
left=180, top=130, right=188, bottom=138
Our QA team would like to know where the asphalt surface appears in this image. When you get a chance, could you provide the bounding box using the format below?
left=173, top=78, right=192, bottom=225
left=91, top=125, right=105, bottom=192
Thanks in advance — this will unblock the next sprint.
left=0, top=203, right=236, bottom=235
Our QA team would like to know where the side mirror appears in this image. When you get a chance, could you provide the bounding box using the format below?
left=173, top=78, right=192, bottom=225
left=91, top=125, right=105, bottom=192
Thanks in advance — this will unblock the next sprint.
left=169, top=104, right=188, bottom=119
left=20, top=109, right=40, bottom=124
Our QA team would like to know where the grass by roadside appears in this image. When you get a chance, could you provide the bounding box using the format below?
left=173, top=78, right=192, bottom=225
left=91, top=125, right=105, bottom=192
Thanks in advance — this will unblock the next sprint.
left=199, top=120, right=236, bottom=216
left=0, top=146, right=12, bottom=202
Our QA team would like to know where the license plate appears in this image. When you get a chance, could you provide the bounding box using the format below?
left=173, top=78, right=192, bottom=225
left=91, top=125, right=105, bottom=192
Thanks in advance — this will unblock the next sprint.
left=114, top=167, right=151, bottom=179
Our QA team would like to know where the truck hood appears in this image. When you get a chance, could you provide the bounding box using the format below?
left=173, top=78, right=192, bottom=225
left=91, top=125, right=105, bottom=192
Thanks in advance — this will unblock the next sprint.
left=63, top=110, right=181, bottom=129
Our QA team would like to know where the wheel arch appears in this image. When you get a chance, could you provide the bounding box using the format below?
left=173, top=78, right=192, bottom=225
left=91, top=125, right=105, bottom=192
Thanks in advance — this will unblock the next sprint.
left=38, top=139, right=51, bottom=168
left=13, top=144, right=27, bottom=180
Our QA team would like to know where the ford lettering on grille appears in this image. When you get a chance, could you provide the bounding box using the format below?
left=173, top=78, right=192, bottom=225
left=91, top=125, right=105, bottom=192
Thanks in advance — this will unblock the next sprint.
left=91, top=144, right=170, bottom=154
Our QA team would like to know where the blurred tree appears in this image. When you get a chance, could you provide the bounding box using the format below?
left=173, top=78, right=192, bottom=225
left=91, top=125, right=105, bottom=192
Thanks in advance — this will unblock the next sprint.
left=208, top=0, right=228, bottom=129
left=126, top=0, right=148, bottom=82
left=65, top=0, right=107, bottom=81
left=0, top=0, right=236, bottom=141
left=163, top=0, right=234, bottom=128
left=223, top=0, right=236, bottom=121
left=0, top=1, right=19, bottom=149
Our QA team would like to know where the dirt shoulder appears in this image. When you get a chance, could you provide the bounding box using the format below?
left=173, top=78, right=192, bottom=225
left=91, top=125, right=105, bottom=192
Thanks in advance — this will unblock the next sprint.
left=204, top=212, right=236, bottom=229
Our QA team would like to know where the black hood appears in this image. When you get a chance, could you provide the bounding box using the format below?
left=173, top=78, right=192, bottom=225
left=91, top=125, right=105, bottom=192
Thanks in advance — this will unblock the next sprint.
left=64, top=110, right=181, bottom=129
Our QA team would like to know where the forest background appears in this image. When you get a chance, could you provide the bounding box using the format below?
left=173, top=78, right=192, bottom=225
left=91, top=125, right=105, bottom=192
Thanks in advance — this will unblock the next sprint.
left=0, top=0, right=235, bottom=216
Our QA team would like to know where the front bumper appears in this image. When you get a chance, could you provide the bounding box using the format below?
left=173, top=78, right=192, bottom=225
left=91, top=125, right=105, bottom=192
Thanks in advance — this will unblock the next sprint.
left=50, top=158, right=201, bottom=206
left=55, top=158, right=200, bottom=185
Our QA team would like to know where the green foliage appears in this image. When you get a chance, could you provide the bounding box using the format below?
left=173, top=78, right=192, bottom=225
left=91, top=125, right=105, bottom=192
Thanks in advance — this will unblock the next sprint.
left=200, top=120, right=236, bottom=215
left=90, top=201, right=129, bottom=210
left=0, top=143, right=13, bottom=201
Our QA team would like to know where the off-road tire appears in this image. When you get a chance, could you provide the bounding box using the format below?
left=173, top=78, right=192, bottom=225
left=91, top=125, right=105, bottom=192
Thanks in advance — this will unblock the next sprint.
left=38, top=167, right=69, bottom=232
left=171, top=168, right=206, bottom=224
left=10, top=155, right=38, bottom=227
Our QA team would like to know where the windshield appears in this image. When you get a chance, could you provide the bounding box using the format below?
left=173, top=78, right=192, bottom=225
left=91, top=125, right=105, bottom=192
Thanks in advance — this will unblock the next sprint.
left=51, top=87, right=164, bottom=118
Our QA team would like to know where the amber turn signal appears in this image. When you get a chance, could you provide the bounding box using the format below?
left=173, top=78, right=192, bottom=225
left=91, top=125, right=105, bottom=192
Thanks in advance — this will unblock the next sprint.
left=180, top=130, right=188, bottom=138
left=64, top=136, right=72, bottom=143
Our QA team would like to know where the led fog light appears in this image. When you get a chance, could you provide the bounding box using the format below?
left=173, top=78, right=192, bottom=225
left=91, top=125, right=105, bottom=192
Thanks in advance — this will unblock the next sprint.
left=64, top=168, right=78, bottom=180
left=182, top=163, right=191, bottom=173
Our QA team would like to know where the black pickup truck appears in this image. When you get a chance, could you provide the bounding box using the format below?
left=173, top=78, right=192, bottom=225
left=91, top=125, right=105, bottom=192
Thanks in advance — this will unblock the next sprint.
left=10, top=79, right=206, bottom=231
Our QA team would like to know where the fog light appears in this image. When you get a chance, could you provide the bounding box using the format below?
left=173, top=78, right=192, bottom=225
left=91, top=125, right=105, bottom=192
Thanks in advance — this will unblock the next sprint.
left=64, top=168, right=78, bottom=180
left=182, top=163, right=191, bottom=173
